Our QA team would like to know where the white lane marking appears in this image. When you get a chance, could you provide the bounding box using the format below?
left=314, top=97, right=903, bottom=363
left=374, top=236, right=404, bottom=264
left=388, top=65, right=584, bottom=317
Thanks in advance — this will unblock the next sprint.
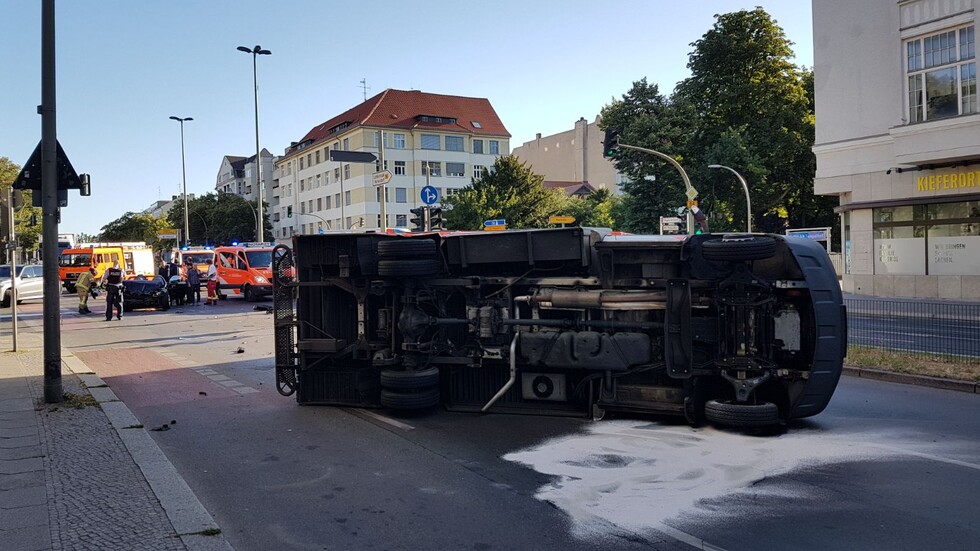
left=358, top=409, right=415, bottom=431
left=657, top=524, right=729, bottom=551
left=873, top=444, right=980, bottom=471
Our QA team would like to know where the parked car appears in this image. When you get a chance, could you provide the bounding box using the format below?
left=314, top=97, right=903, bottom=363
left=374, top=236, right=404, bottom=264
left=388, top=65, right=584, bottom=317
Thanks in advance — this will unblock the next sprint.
left=121, top=275, right=170, bottom=312
left=0, top=264, right=45, bottom=307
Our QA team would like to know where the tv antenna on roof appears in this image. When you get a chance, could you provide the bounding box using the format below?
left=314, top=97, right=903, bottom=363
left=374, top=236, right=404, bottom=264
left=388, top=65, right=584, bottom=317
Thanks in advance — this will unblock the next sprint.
left=359, top=78, right=370, bottom=101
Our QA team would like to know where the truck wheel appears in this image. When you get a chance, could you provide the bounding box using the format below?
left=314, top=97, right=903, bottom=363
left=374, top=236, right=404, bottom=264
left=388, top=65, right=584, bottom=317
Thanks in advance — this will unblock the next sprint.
left=380, top=387, right=440, bottom=410
left=380, top=367, right=440, bottom=390
left=377, top=259, right=442, bottom=277
left=244, top=285, right=257, bottom=302
left=702, top=235, right=777, bottom=262
left=704, top=399, right=779, bottom=427
left=377, top=239, right=437, bottom=259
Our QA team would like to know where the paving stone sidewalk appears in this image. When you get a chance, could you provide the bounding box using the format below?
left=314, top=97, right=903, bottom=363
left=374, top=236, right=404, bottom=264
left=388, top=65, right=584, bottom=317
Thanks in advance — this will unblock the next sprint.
left=0, top=333, right=232, bottom=551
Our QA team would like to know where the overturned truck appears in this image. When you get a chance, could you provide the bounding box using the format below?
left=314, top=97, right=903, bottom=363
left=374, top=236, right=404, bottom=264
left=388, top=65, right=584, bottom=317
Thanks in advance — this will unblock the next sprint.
left=272, top=228, right=846, bottom=428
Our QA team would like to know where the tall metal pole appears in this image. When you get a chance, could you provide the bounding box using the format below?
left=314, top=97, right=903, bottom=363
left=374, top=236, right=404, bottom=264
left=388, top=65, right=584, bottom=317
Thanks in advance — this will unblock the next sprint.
left=238, top=45, right=270, bottom=241
left=41, top=0, right=62, bottom=403
left=708, top=164, right=752, bottom=232
left=170, top=116, right=192, bottom=246
left=8, top=189, right=18, bottom=352
left=379, top=131, right=387, bottom=231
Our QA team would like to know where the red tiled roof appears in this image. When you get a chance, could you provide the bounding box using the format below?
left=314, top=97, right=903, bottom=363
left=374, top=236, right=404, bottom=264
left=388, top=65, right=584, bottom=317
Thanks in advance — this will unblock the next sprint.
left=291, top=89, right=510, bottom=155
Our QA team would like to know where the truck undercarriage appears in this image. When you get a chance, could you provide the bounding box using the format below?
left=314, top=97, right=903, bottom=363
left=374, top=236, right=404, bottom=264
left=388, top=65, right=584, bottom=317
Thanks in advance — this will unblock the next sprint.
left=272, top=228, right=846, bottom=429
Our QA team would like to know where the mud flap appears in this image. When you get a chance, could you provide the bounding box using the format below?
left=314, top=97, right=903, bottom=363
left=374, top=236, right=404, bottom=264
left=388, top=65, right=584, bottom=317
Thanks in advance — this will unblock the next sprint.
left=272, top=245, right=298, bottom=396
left=665, top=278, right=692, bottom=378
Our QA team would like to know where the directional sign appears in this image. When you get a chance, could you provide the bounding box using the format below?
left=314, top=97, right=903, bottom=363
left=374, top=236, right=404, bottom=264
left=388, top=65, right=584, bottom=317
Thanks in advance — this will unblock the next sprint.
left=158, top=230, right=178, bottom=240
left=787, top=229, right=829, bottom=241
left=661, top=216, right=683, bottom=224
left=549, top=216, right=575, bottom=225
left=329, top=150, right=377, bottom=163
left=372, top=170, right=392, bottom=186
left=421, top=185, right=440, bottom=205
left=483, top=219, right=506, bottom=227
left=484, top=225, right=506, bottom=231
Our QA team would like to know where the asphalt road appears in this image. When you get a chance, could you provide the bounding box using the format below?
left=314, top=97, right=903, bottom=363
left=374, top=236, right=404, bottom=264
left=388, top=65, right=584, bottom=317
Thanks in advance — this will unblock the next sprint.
left=9, top=293, right=979, bottom=551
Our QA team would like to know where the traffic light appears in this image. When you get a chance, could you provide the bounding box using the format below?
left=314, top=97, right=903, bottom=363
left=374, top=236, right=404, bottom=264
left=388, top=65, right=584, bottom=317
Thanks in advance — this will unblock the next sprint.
left=602, top=127, right=620, bottom=158
left=690, top=205, right=709, bottom=234
left=410, top=207, right=428, bottom=232
left=286, top=206, right=293, bottom=218
left=429, top=207, right=444, bottom=231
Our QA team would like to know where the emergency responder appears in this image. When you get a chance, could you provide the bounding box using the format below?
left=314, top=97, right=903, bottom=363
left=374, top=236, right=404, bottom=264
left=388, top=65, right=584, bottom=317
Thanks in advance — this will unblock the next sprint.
left=205, top=258, right=218, bottom=305
left=185, top=260, right=201, bottom=304
left=101, top=260, right=125, bottom=321
left=75, top=266, right=97, bottom=314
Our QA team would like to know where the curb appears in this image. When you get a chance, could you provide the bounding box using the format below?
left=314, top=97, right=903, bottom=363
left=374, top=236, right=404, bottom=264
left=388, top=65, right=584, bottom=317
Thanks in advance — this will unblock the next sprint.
left=62, top=350, right=234, bottom=551
left=843, top=365, right=979, bottom=394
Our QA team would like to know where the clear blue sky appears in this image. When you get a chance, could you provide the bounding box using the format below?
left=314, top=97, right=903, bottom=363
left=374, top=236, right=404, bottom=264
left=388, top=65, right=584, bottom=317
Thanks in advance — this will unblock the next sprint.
left=0, top=1, right=813, bottom=236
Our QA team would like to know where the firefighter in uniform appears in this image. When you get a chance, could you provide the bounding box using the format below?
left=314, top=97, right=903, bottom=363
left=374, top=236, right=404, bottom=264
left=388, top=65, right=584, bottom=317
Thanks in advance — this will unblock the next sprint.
left=101, top=261, right=125, bottom=321
left=75, top=266, right=97, bottom=314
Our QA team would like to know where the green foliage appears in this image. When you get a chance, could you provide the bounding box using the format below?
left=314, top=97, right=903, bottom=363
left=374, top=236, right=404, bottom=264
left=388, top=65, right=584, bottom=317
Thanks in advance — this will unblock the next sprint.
left=167, top=193, right=268, bottom=245
left=444, top=155, right=567, bottom=230
left=565, top=188, right=620, bottom=228
left=601, top=8, right=836, bottom=236
left=99, top=212, right=171, bottom=251
left=0, top=157, right=42, bottom=254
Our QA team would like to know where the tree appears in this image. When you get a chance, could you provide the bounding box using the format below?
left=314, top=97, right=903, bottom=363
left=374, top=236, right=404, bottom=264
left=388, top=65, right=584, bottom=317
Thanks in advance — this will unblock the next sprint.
left=672, top=8, right=836, bottom=231
left=0, top=157, right=42, bottom=258
left=444, top=155, right=567, bottom=230
left=167, top=193, right=268, bottom=246
left=99, top=212, right=171, bottom=251
left=565, top=188, right=621, bottom=228
left=599, top=79, right=697, bottom=234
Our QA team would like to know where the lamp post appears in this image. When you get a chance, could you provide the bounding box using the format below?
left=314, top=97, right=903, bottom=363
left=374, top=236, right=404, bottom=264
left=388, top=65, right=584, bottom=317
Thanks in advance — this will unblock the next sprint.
left=237, top=44, right=271, bottom=243
left=708, top=164, right=752, bottom=232
left=169, top=116, right=193, bottom=246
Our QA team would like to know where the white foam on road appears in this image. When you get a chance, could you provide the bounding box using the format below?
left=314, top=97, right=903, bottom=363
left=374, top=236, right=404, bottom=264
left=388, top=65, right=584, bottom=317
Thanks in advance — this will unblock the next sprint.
left=502, top=421, right=973, bottom=539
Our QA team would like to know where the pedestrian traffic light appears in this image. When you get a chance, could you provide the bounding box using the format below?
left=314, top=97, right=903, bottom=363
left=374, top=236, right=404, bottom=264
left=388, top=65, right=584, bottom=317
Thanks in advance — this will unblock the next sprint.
left=691, top=205, right=709, bottom=234
left=410, top=207, right=428, bottom=232
left=603, top=128, right=620, bottom=158
left=429, top=207, right=444, bottom=231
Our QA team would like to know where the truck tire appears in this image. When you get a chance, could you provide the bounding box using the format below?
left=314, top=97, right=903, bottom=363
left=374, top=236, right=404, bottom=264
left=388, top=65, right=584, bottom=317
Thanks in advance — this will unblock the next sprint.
left=377, top=259, right=441, bottom=277
left=244, top=285, right=257, bottom=302
left=380, top=367, right=440, bottom=390
left=704, top=399, right=779, bottom=427
left=702, top=235, right=777, bottom=262
left=377, top=239, right=437, bottom=259
left=380, top=387, right=440, bottom=410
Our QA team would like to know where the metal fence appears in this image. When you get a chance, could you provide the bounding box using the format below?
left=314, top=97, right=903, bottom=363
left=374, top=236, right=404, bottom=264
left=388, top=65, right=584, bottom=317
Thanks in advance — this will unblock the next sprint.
left=844, top=297, right=980, bottom=363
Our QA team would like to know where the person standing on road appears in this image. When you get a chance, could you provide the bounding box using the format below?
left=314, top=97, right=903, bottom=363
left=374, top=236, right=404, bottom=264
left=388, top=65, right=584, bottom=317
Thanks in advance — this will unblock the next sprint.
left=75, top=266, right=97, bottom=314
left=205, top=258, right=218, bottom=305
left=101, top=260, right=124, bottom=321
left=185, top=260, right=201, bottom=304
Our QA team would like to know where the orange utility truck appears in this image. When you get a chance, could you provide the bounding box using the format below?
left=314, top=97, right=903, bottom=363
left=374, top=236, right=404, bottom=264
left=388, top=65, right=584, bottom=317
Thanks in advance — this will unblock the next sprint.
left=213, top=243, right=274, bottom=301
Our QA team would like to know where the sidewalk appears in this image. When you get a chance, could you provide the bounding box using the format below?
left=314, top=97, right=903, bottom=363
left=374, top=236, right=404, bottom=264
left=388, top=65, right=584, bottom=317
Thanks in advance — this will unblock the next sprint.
left=0, top=332, right=233, bottom=551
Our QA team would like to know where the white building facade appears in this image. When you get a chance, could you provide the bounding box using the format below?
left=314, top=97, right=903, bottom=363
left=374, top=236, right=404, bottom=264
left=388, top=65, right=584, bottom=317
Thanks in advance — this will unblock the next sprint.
left=273, top=89, right=509, bottom=237
left=511, top=116, right=624, bottom=194
left=813, top=0, right=979, bottom=298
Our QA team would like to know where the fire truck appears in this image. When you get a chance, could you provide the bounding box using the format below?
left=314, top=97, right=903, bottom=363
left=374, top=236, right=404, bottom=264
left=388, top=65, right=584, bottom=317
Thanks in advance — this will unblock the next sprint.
left=58, top=243, right=155, bottom=292
left=271, top=228, right=847, bottom=429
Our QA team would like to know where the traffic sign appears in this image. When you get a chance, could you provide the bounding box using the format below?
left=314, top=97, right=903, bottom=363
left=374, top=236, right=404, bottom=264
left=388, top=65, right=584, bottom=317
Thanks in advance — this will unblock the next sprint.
left=663, top=224, right=679, bottom=232
left=549, top=216, right=575, bottom=225
left=661, top=216, right=683, bottom=224
left=484, top=225, right=506, bottom=231
left=158, top=229, right=178, bottom=240
left=372, top=170, right=392, bottom=186
left=685, top=187, right=699, bottom=201
left=421, top=185, right=440, bottom=205
left=483, top=219, right=506, bottom=227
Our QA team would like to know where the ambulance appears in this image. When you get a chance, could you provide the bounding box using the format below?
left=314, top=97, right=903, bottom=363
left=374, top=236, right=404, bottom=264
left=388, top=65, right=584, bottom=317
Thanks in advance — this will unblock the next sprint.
left=213, top=242, right=274, bottom=301
left=174, top=246, right=216, bottom=279
left=58, top=243, right=155, bottom=292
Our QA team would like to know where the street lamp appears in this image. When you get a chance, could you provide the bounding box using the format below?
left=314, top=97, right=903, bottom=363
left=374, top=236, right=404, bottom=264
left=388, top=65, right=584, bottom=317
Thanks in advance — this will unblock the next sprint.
left=237, top=44, right=271, bottom=243
left=708, top=164, right=752, bottom=232
left=218, top=191, right=259, bottom=238
left=169, top=116, right=193, bottom=246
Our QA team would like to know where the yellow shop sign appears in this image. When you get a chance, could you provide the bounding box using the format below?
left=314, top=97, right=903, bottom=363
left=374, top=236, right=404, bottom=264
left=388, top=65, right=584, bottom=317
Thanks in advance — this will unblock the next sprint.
left=916, top=169, right=980, bottom=192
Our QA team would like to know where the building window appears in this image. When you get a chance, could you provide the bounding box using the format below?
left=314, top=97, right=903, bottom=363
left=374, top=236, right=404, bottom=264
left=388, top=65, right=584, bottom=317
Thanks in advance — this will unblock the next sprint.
left=325, top=195, right=332, bottom=209
left=334, top=167, right=341, bottom=180
left=345, top=191, right=351, bottom=206
left=345, top=216, right=352, bottom=229
left=421, top=134, right=440, bottom=150
left=315, top=174, right=321, bottom=188
left=393, top=133, right=406, bottom=149
left=343, top=138, right=350, bottom=150
left=489, top=140, right=500, bottom=154
left=473, top=139, right=484, bottom=154
left=344, top=164, right=350, bottom=179
left=308, top=199, right=313, bottom=213
left=315, top=150, right=320, bottom=164
left=446, top=162, right=465, bottom=177
left=445, top=136, right=464, bottom=151
left=394, top=160, right=406, bottom=175
left=300, top=202, right=306, bottom=214
left=299, top=179, right=305, bottom=193
left=374, top=131, right=380, bottom=147
left=396, top=214, right=407, bottom=227
left=324, top=172, right=330, bottom=185
left=422, top=161, right=442, bottom=177
left=473, top=165, right=486, bottom=179
left=334, top=193, right=340, bottom=206
left=375, top=187, right=389, bottom=202
left=446, top=187, right=460, bottom=197
left=395, top=188, right=407, bottom=203
left=317, top=197, right=322, bottom=210
left=907, top=25, right=976, bottom=122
